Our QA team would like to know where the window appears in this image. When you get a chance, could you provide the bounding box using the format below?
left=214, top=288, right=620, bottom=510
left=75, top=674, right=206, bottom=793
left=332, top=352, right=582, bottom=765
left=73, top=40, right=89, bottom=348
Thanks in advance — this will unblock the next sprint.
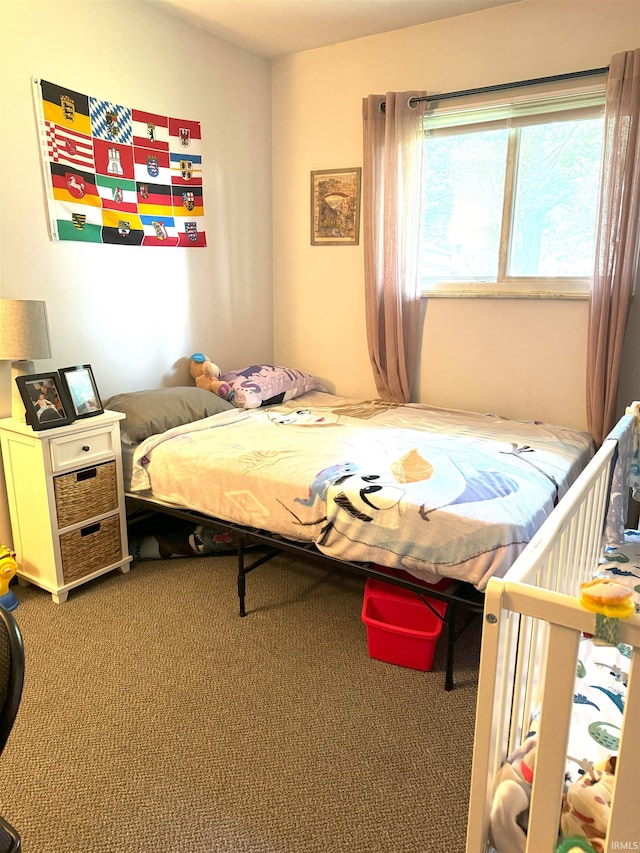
left=420, top=85, right=606, bottom=298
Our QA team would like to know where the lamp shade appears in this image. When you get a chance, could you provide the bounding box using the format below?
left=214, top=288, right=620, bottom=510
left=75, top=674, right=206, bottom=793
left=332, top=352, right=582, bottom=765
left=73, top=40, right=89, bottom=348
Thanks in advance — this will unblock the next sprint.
left=0, top=300, right=51, bottom=360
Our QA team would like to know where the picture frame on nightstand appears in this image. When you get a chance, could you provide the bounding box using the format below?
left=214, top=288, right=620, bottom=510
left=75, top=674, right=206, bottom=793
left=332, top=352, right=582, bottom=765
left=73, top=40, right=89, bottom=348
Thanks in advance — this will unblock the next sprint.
left=15, top=371, right=75, bottom=430
left=59, top=364, right=104, bottom=419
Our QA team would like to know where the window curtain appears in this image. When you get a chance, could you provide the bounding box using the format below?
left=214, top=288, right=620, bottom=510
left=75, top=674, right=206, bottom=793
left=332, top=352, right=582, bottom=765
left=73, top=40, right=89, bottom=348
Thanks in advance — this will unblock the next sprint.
left=362, top=92, right=427, bottom=403
left=587, top=49, right=640, bottom=445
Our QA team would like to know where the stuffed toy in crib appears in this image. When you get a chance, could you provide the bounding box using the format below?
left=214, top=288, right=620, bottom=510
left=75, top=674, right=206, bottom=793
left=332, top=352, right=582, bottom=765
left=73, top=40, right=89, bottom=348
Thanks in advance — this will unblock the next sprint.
left=489, top=736, right=538, bottom=853
left=189, top=353, right=234, bottom=402
left=560, top=757, right=615, bottom=853
left=490, top=735, right=614, bottom=853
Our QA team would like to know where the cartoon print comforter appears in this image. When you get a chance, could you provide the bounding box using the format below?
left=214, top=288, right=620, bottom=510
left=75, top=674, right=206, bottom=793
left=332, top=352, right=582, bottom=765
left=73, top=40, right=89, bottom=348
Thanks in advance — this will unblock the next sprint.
left=129, top=392, right=594, bottom=589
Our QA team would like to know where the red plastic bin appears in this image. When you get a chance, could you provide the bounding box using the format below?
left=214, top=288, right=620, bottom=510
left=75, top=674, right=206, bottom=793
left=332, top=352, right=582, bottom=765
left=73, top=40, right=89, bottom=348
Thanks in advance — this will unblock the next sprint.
left=361, top=577, right=449, bottom=671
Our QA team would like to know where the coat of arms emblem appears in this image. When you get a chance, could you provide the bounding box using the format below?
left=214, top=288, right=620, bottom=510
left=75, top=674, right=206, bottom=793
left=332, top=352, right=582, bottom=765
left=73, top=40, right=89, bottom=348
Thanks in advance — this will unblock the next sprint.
left=106, top=111, right=119, bottom=138
left=180, top=160, right=192, bottom=180
left=63, top=136, right=77, bottom=156
left=66, top=173, right=85, bottom=199
left=152, top=221, right=168, bottom=240
left=182, top=192, right=195, bottom=211
left=147, top=156, right=159, bottom=178
left=185, top=222, right=198, bottom=242
left=107, top=147, right=124, bottom=176
left=60, top=95, right=75, bottom=122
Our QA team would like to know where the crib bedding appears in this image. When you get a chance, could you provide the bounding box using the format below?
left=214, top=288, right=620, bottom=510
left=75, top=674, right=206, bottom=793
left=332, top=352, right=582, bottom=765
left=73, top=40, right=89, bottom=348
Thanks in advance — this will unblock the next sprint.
left=128, top=391, right=593, bottom=589
left=532, top=635, right=629, bottom=782
left=597, top=528, right=640, bottom=611
left=563, top=637, right=629, bottom=781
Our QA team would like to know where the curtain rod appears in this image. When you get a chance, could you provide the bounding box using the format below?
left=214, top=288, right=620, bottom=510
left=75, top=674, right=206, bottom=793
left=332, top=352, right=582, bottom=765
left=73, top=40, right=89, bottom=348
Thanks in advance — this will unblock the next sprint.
left=381, top=66, right=609, bottom=110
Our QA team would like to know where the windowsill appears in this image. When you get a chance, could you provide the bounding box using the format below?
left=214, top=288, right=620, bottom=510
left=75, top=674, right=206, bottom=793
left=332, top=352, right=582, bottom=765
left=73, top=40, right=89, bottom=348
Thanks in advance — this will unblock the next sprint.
left=420, top=290, right=589, bottom=299
left=421, top=281, right=590, bottom=300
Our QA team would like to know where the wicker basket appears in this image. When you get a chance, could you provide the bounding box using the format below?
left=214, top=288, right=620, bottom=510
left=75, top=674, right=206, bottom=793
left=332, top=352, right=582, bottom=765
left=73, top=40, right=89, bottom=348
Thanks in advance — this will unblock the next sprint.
left=54, top=461, right=118, bottom=529
left=59, top=514, right=122, bottom=583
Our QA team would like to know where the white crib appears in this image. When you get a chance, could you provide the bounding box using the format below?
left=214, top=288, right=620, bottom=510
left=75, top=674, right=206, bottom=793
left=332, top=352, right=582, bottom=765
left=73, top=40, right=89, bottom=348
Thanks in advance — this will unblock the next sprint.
left=466, top=409, right=640, bottom=853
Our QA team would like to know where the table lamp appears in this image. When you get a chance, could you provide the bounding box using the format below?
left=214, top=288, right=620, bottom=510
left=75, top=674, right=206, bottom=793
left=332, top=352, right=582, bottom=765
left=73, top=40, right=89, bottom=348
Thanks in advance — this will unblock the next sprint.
left=0, top=300, right=52, bottom=421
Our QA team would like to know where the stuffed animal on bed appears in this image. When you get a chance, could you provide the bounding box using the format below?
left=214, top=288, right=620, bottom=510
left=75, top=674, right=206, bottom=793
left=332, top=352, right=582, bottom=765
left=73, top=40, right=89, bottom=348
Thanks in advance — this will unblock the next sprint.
left=489, top=736, right=539, bottom=853
left=189, top=353, right=234, bottom=402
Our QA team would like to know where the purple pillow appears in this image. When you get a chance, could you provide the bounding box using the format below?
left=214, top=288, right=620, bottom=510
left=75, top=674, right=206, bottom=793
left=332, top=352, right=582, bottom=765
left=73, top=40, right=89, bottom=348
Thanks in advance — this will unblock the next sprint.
left=220, top=365, right=323, bottom=409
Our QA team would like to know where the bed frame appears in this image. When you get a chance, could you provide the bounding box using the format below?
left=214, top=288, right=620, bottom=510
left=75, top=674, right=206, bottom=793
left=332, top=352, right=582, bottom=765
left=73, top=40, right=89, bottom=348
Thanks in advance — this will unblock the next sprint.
left=126, top=494, right=484, bottom=691
left=466, top=411, right=640, bottom=852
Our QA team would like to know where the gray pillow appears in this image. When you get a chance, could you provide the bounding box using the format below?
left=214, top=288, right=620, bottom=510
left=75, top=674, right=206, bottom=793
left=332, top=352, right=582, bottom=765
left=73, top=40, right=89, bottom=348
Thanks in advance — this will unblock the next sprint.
left=105, top=386, right=235, bottom=444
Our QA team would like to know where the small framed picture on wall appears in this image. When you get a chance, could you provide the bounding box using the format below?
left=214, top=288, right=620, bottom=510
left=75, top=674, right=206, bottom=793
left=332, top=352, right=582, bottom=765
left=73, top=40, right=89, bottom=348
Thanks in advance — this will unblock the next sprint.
left=59, top=364, right=104, bottom=419
left=310, top=167, right=361, bottom=246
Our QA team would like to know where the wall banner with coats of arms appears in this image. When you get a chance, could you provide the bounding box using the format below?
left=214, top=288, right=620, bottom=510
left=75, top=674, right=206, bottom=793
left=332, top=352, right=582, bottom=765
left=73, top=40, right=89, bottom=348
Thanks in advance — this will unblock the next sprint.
left=33, top=77, right=206, bottom=247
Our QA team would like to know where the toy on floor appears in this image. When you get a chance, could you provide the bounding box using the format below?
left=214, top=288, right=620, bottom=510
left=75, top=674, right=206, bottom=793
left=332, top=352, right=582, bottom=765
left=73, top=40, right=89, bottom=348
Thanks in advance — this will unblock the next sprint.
left=0, top=546, right=19, bottom=611
left=189, top=353, right=234, bottom=402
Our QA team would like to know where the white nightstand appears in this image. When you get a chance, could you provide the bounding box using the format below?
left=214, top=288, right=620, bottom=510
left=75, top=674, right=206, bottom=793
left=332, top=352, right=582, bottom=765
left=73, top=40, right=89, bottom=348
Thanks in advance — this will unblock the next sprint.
left=0, top=410, right=132, bottom=603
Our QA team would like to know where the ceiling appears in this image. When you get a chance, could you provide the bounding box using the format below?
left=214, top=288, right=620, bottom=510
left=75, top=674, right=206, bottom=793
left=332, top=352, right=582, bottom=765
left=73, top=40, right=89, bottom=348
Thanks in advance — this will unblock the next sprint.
left=149, top=0, right=521, bottom=59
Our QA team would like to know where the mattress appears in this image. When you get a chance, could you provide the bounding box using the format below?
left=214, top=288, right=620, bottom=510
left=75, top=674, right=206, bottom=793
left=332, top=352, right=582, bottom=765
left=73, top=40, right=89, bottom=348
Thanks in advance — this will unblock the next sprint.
left=128, top=391, right=594, bottom=589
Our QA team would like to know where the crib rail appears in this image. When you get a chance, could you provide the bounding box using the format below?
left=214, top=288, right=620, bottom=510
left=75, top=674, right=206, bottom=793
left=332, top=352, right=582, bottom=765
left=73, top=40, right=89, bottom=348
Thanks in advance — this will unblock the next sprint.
left=466, top=411, right=639, bottom=853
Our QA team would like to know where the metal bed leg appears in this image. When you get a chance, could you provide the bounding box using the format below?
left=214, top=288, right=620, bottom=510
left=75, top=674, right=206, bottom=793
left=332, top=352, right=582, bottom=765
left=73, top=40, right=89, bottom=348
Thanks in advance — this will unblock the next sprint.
left=445, top=604, right=456, bottom=691
left=238, top=536, right=247, bottom=617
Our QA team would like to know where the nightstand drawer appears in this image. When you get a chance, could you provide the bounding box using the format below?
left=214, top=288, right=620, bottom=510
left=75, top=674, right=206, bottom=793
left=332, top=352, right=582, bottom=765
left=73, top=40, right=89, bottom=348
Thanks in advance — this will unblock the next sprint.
left=54, top=461, right=118, bottom=528
left=59, top=514, right=123, bottom=583
left=50, top=427, right=114, bottom=471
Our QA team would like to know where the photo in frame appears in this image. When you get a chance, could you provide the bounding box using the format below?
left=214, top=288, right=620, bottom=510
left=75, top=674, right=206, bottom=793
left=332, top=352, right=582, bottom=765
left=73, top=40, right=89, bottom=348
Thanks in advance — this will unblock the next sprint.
left=15, top=372, right=74, bottom=430
left=310, top=167, right=361, bottom=245
left=59, top=365, right=104, bottom=419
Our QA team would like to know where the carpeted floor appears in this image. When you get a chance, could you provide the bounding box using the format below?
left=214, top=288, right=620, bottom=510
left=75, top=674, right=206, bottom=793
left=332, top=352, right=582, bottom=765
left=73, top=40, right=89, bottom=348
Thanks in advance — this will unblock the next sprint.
left=0, top=551, right=481, bottom=852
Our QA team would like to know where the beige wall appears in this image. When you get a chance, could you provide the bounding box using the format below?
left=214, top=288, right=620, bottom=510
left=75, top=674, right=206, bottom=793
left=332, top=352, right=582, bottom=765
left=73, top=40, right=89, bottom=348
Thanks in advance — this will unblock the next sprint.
left=272, top=0, right=640, bottom=430
left=0, top=0, right=274, bottom=544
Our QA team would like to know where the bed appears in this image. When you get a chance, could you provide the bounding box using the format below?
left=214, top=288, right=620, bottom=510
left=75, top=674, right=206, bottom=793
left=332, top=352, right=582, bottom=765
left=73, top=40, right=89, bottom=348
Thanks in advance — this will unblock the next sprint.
left=466, top=406, right=640, bottom=852
left=109, top=372, right=595, bottom=686
left=129, top=393, right=592, bottom=570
